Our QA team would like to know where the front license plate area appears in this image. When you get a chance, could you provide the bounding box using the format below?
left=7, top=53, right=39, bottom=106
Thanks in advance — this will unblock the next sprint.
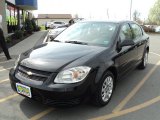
left=16, top=83, right=32, bottom=98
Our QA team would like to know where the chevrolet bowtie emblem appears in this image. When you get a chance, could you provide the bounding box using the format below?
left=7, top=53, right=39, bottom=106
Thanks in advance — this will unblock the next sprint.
left=27, top=71, right=32, bottom=76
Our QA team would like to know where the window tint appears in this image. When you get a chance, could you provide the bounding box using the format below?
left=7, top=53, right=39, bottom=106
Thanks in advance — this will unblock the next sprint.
left=120, top=24, right=132, bottom=42
left=130, top=24, right=142, bottom=39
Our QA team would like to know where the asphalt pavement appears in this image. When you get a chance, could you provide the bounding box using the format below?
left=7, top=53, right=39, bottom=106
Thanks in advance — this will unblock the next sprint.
left=0, top=33, right=160, bottom=120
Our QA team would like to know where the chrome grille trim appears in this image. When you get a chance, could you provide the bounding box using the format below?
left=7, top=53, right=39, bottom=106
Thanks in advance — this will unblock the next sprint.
left=16, top=65, right=52, bottom=82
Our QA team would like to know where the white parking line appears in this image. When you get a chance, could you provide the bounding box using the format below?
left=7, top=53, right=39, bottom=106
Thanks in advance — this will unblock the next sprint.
left=0, top=94, right=19, bottom=103
left=150, top=52, right=160, bottom=57
left=0, top=59, right=15, bottom=64
left=112, top=60, right=160, bottom=113
left=30, top=108, right=55, bottom=120
left=0, top=79, right=9, bottom=84
left=0, top=55, right=5, bottom=58
left=0, top=67, right=12, bottom=72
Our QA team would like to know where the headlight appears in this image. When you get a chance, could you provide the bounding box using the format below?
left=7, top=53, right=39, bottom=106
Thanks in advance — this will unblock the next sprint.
left=54, top=66, right=91, bottom=83
left=14, top=55, right=20, bottom=69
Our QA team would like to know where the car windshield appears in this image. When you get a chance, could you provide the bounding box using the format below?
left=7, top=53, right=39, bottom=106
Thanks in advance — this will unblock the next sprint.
left=55, top=22, right=117, bottom=47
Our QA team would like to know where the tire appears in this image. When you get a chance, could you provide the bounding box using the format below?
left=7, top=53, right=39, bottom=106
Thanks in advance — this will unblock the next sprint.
left=92, top=71, right=115, bottom=107
left=138, top=50, right=148, bottom=69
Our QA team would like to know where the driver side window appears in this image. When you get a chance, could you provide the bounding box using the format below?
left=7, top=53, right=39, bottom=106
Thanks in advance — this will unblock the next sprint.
left=120, top=24, right=133, bottom=42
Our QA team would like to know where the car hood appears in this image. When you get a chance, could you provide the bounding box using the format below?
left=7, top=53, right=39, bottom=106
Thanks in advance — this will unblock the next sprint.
left=20, top=42, right=106, bottom=72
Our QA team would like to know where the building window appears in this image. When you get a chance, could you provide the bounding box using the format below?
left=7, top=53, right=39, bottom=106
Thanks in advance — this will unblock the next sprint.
left=6, top=3, right=18, bottom=33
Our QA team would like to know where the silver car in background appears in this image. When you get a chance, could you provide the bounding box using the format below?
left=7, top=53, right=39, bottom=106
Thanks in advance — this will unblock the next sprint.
left=45, top=27, right=67, bottom=42
left=50, top=21, right=66, bottom=29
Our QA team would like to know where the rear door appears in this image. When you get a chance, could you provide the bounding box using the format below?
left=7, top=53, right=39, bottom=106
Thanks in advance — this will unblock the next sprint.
left=130, top=23, right=147, bottom=61
left=115, top=23, right=137, bottom=75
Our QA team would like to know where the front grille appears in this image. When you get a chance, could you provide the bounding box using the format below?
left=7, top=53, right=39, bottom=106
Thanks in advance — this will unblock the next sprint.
left=16, top=65, right=52, bottom=82
left=31, top=88, right=81, bottom=106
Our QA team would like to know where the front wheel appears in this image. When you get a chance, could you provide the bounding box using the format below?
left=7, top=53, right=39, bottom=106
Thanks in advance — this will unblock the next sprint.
left=92, top=71, right=115, bottom=107
left=138, top=51, right=148, bottom=69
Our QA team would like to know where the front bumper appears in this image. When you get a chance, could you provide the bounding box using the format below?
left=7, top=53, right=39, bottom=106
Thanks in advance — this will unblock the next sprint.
left=9, top=68, right=96, bottom=105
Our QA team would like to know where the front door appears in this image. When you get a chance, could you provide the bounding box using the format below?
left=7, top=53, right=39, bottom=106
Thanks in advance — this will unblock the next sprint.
left=115, top=23, right=138, bottom=75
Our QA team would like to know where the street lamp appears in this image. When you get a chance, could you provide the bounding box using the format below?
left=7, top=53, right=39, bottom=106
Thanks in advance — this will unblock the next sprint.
left=130, top=0, right=132, bottom=20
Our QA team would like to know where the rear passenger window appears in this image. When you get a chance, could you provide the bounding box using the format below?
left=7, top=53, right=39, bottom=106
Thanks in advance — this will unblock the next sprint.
left=120, top=24, right=132, bottom=42
left=130, top=24, right=142, bottom=40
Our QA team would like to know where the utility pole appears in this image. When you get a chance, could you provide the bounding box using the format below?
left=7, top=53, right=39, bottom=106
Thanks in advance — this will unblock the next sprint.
left=107, top=8, right=109, bottom=19
left=130, top=0, right=132, bottom=20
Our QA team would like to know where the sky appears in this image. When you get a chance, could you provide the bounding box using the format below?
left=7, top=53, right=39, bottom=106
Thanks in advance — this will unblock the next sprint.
left=33, top=0, right=156, bottom=20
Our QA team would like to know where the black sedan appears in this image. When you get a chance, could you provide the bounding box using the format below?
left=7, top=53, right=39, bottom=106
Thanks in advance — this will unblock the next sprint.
left=9, top=20, right=149, bottom=106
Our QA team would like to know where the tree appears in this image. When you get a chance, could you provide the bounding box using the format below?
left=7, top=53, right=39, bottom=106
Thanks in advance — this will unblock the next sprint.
left=132, top=10, right=143, bottom=24
left=31, top=18, right=37, bottom=31
left=148, top=0, right=160, bottom=25
left=25, top=18, right=33, bottom=34
left=133, top=10, right=140, bottom=21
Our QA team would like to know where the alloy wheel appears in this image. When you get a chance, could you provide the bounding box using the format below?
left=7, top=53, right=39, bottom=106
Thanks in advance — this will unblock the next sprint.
left=101, top=76, right=113, bottom=102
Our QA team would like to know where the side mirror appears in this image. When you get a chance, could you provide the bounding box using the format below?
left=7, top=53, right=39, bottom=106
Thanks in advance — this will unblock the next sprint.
left=120, top=40, right=135, bottom=47
left=50, top=36, right=55, bottom=40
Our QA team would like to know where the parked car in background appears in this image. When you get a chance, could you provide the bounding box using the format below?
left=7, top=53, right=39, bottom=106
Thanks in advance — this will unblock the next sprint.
left=155, top=26, right=160, bottom=32
left=141, top=25, right=150, bottom=32
left=10, top=20, right=149, bottom=107
left=50, top=21, right=66, bottom=29
left=46, top=27, right=67, bottom=42
left=45, top=22, right=53, bottom=29
left=141, top=25, right=156, bottom=32
left=73, top=18, right=84, bottom=23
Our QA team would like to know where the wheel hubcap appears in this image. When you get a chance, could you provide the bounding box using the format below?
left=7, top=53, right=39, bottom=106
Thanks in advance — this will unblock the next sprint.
left=101, top=76, right=113, bottom=102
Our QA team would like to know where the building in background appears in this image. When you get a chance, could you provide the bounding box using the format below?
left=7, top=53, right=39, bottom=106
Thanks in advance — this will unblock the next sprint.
left=37, top=14, right=72, bottom=26
left=0, top=0, right=37, bottom=36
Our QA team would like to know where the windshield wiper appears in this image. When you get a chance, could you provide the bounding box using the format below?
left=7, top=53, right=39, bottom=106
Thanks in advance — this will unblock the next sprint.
left=65, top=40, right=88, bottom=45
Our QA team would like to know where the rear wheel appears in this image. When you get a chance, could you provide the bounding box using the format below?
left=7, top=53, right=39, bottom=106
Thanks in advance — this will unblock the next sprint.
left=138, top=51, right=148, bottom=69
left=92, top=71, right=115, bottom=107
